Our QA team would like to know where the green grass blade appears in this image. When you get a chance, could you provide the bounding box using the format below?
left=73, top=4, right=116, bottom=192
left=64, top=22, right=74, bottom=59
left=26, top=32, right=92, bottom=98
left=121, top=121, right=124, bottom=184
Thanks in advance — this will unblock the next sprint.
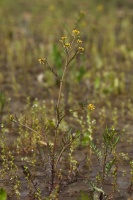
left=0, top=188, right=7, bottom=200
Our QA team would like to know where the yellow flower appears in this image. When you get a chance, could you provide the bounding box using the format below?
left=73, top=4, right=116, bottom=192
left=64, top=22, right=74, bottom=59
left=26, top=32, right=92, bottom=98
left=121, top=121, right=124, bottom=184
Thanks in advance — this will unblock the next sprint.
left=10, top=114, right=14, bottom=121
left=77, top=39, right=82, bottom=43
left=72, top=29, right=80, bottom=35
left=64, top=43, right=70, bottom=47
left=88, top=104, right=95, bottom=111
left=61, top=36, right=67, bottom=40
left=60, top=36, right=67, bottom=43
left=78, top=47, right=84, bottom=52
left=38, top=58, right=46, bottom=64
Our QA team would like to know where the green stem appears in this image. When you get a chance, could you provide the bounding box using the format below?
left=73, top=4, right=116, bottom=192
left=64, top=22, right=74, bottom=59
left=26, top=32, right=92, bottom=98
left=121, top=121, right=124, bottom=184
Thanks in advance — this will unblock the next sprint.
left=56, top=57, right=69, bottom=111
left=101, top=147, right=108, bottom=187
left=51, top=47, right=79, bottom=191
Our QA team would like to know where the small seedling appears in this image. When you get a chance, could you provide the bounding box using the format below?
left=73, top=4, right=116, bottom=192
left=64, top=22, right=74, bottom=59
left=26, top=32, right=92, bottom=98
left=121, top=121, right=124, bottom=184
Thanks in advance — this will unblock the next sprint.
left=89, top=127, right=120, bottom=199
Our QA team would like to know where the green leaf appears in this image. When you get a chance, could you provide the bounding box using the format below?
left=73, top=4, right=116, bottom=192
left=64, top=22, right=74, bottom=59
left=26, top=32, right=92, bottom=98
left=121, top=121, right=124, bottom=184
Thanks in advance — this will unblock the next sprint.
left=105, top=158, right=116, bottom=174
left=90, top=182, right=105, bottom=194
left=89, top=140, right=102, bottom=161
left=0, top=188, right=7, bottom=200
left=0, top=91, right=6, bottom=112
left=112, top=135, right=120, bottom=149
left=78, top=191, right=92, bottom=200
left=82, top=134, right=91, bottom=145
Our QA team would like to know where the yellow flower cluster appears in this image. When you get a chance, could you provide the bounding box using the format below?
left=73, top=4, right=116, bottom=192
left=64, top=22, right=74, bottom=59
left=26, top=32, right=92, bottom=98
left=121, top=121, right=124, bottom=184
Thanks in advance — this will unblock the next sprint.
left=60, top=36, right=67, bottom=43
left=78, top=47, right=84, bottom=53
left=38, top=58, right=46, bottom=64
left=88, top=104, right=95, bottom=111
left=60, top=36, right=71, bottom=48
left=72, top=29, right=80, bottom=35
left=60, top=29, right=84, bottom=54
left=77, top=39, right=82, bottom=43
left=64, top=43, right=70, bottom=47
left=61, top=36, right=67, bottom=40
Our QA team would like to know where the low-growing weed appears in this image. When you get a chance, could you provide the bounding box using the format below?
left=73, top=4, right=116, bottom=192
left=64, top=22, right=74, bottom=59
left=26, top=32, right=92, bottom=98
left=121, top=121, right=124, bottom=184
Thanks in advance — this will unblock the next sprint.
left=89, top=127, right=119, bottom=199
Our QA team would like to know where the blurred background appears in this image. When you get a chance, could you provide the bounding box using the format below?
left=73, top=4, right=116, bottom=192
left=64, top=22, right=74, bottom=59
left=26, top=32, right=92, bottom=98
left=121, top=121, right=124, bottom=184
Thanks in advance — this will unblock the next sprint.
left=0, top=0, right=133, bottom=116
